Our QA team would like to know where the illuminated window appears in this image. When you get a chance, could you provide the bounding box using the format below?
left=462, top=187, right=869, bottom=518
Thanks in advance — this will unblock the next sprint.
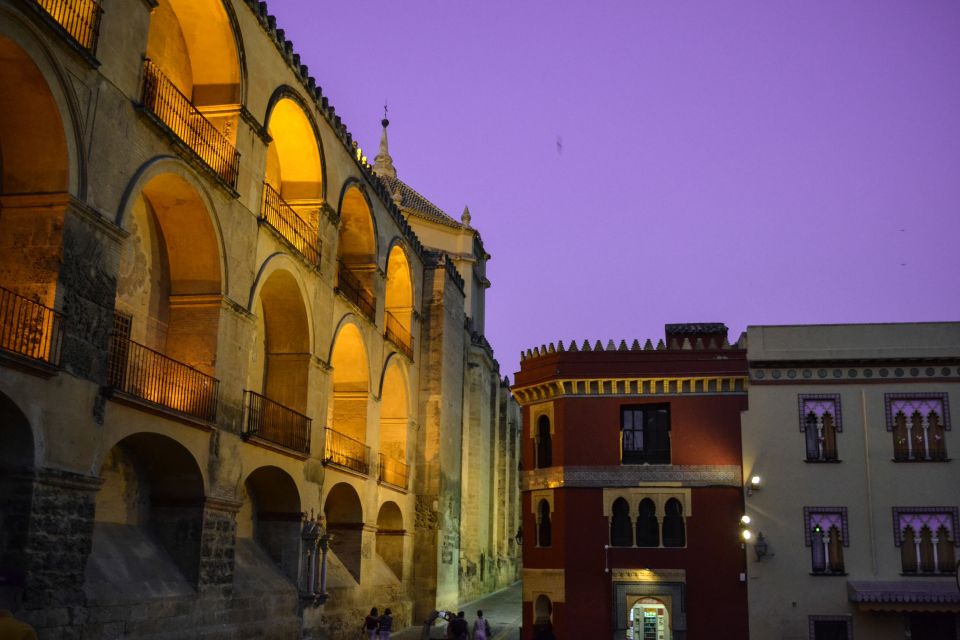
left=885, top=394, right=949, bottom=462
left=535, top=415, right=552, bottom=468
left=804, top=508, right=848, bottom=575
left=621, top=405, right=670, bottom=464
left=799, top=395, right=841, bottom=461
left=893, top=508, right=958, bottom=575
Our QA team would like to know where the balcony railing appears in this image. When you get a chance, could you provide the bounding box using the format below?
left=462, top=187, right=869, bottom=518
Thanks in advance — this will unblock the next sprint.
left=243, top=390, right=311, bottom=454
left=378, top=454, right=409, bottom=490
left=261, top=183, right=321, bottom=267
left=36, top=0, right=103, bottom=53
left=141, top=59, right=240, bottom=187
left=336, top=261, right=376, bottom=321
left=323, top=428, right=370, bottom=475
left=0, top=287, right=63, bottom=366
left=384, top=311, right=414, bottom=360
left=107, top=335, right=219, bottom=422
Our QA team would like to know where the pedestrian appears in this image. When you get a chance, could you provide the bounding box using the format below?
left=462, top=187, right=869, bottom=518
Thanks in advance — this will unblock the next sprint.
left=472, top=609, right=491, bottom=640
left=379, top=607, right=393, bottom=639
left=447, top=611, right=468, bottom=640
left=363, top=607, right=379, bottom=640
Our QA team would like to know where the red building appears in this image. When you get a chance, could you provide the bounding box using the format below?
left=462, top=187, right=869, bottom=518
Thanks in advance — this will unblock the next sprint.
left=513, top=324, right=750, bottom=640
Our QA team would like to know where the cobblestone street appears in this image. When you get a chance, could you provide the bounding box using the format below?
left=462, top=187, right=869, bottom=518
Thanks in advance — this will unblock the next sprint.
left=391, top=581, right=521, bottom=640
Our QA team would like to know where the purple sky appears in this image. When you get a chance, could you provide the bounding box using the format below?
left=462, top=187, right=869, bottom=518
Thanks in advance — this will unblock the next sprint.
left=268, top=1, right=960, bottom=379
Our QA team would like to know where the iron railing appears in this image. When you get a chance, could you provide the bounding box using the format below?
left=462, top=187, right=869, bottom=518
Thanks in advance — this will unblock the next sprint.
left=323, top=428, right=370, bottom=475
left=261, top=183, right=321, bottom=266
left=384, top=311, right=414, bottom=360
left=243, top=390, right=311, bottom=454
left=107, top=335, right=219, bottom=422
left=35, top=0, right=103, bottom=53
left=378, top=453, right=409, bottom=490
left=0, top=287, right=63, bottom=365
left=336, top=261, right=376, bottom=321
left=141, top=59, right=240, bottom=187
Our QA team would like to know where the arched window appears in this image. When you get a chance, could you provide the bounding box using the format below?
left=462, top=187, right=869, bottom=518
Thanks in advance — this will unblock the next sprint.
left=536, top=416, right=552, bottom=468
left=827, top=527, right=844, bottom=573
left=936, top=525, right=955, bottom=573
left=886, top=396, right=949, bottom=462
left=896, top=510, right=958, bottom=575
left=536, top=499, right=552, bottom=548
left=811, top=526, right=826, bottom=573
left=918, top=527, right=935, bottom=574
left=662, top=498, right=685, bottom=548
left=636, top=498, right=659, bottom=547
left=901, top=527, right=918, bottom=573
left=610, top=498, right=632, bottom=547
left=805, top=508, right=847, bottom=575
left=800, top=396, right=841, bottom=461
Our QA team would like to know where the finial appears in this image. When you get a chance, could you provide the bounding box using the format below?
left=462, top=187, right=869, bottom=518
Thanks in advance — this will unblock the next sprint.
left=373, top=106, right=397, bottom=179
left=461, top=205, right=472, bottom=226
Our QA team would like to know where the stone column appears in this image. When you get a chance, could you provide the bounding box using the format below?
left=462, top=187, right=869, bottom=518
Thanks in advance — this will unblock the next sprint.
left=197, top=497, right=240, bottom=598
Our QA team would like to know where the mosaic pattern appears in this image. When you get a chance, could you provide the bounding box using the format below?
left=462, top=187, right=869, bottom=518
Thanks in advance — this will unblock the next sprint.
left=798, top=394, right=842, bottom=432
left=522, top=465, right=741, bottom=491
left=892, top=507, right=959, bottom=546
left=803, top=507, right=849, bottom=546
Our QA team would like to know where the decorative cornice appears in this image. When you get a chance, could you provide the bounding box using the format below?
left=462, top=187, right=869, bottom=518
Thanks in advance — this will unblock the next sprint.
left=522, top=465, right=741, bottom=491
left=512, top=376, right=748, bottom=406
left=751, top=363, right=960, bottom=385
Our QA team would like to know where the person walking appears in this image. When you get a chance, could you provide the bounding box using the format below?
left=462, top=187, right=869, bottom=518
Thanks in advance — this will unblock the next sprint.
left=379, top=607, right=393, bottom=639
left=472, top=610, right=491, bottom=640
left=447, top=611, right=468, bottom=640
left=363, top=607, right=380, bottom=640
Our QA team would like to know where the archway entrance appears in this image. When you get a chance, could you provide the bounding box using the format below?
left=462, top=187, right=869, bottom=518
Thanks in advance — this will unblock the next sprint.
left=326, top=323, right=370, bottom=474
left=375, top=501, right=404, bottom=580
left=324, top=483, right=363, bottom=584
left=628, top=597, right=671, bottom=640
left=237, top=466, right=301, bottom=584
left=0, top=392, right=34, bottom=571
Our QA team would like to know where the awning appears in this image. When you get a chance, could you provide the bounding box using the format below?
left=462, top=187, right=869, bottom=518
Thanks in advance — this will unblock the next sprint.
left=848, top=581, right=960, bottom=612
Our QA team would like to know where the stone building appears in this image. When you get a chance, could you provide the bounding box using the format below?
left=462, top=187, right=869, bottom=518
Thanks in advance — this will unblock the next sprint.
left=741, top=323, right=960, bottom=640
left=512, top=325, right=751, bottom=640
left=0, top=0, right=520, bottom=638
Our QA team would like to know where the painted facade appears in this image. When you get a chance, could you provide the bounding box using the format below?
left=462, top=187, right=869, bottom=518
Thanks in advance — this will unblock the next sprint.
left=513, top=325, right=751, bottom=640
left=741, top=323, right=960, bottom=640
left=0, top=1, right=519, bottom=638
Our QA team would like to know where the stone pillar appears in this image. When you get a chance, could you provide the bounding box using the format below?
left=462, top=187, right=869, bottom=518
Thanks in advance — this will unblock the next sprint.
left=197, top=497, right=240, bottom=598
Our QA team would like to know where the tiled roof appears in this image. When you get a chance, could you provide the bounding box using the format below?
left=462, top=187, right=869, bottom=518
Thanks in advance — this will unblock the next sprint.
left=379, top=175, right=463, bottom=229
left=847, top=581, right=960, bottom=604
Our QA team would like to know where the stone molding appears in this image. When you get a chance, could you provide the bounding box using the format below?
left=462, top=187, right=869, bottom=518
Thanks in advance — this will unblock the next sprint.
left=34, top=467, right=104, bottom=492
left=512, top=376, right=747, bottom=406
left=522, top=465, right=741, bottom=491
left=522, top=568, right=565, bottom=603
left=751, top=363, right=960, bottom=385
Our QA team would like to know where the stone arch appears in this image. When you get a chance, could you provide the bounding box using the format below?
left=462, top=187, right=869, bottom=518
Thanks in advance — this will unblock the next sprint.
left=263, top=86, right=326, bottom=202
left=384, top=242, right=414, bottom=349
left=610, top=497, right=632, bottom=547
left=237, top=466, right=302, bottom=584
left=327, top=320, right=370, bottom=449
left=0, top=391, right=35, bottom=571
left=336, top=181, right=378, bottom=310
left=324, top=482, right=363, bottom=583
left=88, top=433, right=206, bottom=592
left=247, top=265, right=311, bottom=417
left=378, top=356, right=410, bottom=489
left=534, top=594, right=553, bottom=625
left=375, top=501, right=404, bottom=580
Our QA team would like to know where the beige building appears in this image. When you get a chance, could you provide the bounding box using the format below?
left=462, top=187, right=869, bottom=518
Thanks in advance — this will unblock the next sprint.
left=741, top=323, right=960, bottom=640
left=0, top=0, right=519, bottom=638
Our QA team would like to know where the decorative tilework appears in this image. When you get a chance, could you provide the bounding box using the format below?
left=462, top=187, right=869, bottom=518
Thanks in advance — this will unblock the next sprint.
left=803, top=507, right=849, bottom=546
left=522, top=465, right=741, bottom=491
left=884, top=393, right=950, bottom=432
left=892, top=507, right=959, bottom=546
left=798, top=394, right=842, bottom=432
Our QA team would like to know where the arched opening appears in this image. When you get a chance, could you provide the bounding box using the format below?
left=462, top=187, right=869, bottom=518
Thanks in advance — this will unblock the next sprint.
left=336, top=185, right=377, bottom=320
left=0, top=392, right=34, bottom=571
left=636, top=498, right=659, bottom=547
left=236, top=466, right=301, bottom=585
left=144, top=0, right=242, bottom=184
left=326, top=323, right=370, bottom=474
left=610, top=498, right=632, bottom=547
left=324, top=483, right=363, bottom=583
left=662, top=498, right=685, bottom=548
left=535, top=415, right=552, bottom=468
left=262, top=96, right=323, bottom=265
left=112, top=173, right=222, bottom=420
left=375, top=502, right=404, bottom=580
left=534, top=594, right=553, bottom=627
left=383, top=245, right=413, bottom=357
left=378, top=360, right=409, bottom=489
left=536, top=499, right=551, bottom=548
left=0, top=36, right=71, bottom=359
left=245, top=269, right=311, bottom=452
left=628, top=597, right=670, bottom=640
left=86, top=433, right=205, bottom=599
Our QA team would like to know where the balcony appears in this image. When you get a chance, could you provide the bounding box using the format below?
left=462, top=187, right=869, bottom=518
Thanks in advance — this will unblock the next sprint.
left=0, top=286, right=63, bottom=366
left=323, top=428, right=370, bottom=475
left=384, top=311, right=414, bottom=360
left=261, top=183, right=321, bottom=267
left=242, top=390, right=311, bottom=455
left=336, top=261, right=376, bottom=322
left=35, top=0, right=103, bottom=54
left=378, top=453, right=409, bottom=490
left=141, top=59, right=240, bottom=188
left=107, top=335, right=219, bottom=422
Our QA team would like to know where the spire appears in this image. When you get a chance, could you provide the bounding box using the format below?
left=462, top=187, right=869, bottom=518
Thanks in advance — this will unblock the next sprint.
left=461, top=205, right=472, bottom=226
left=372, top=102, right=397, bottom=179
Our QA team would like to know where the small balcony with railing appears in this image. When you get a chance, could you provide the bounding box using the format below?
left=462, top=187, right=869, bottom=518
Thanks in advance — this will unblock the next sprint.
left=260, top=183, right=322, bottom=267
left=0, top=286, right=63, bottom=367
left=34, top=0, right=103, bottom=54
left=336, top=261, right=376, bottom=322
left=140, top=59, right=240, bottom=188
left=378, top=454, right=409, bottom=491
left=384, top=311, right=414, bottom=360
left=323, top=428, right=370, bottom=476
left=242, top=390, right=311, bottom=456
left=107, top=334, right=219, bottom=423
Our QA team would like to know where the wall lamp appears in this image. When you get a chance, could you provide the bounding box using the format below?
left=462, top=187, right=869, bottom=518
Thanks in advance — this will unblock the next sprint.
left=754, top=532, right=770, bottom=560
left=747, top=475, right=762, bottom=496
